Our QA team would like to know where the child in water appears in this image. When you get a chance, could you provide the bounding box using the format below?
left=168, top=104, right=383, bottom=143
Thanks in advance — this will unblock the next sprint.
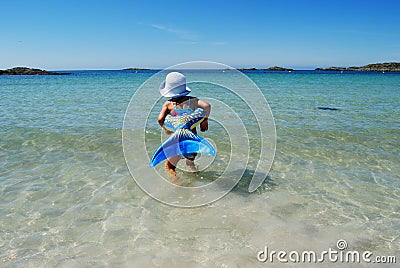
left=157, top=72, right=211, bottom=181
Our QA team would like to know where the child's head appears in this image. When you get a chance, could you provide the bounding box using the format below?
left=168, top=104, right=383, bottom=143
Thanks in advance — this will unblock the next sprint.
left=159, top=72, right=191, bottom=98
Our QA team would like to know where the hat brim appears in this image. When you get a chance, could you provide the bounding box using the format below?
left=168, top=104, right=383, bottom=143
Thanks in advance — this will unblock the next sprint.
left=160, top=84, right=191, bottom=98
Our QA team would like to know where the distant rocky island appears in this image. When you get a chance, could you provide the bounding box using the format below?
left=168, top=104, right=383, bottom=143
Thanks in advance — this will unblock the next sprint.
left=238, top=67, right=258, bottom=71
left=315, top=62, right=400, bottom=72
left=266, top=66, right=294, bottom=71
left=0, top=67, right=70, bottom=75
left=239, top=66, right=293, bottom=72
left=239, top=62, right=400, bottom=72
left=122, top=67, right=150, bottom=71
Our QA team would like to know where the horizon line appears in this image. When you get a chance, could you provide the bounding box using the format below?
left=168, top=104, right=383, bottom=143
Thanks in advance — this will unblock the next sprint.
left=0, top=61, right=400, bottom=71
left=1, top=61, right=399, bottom=72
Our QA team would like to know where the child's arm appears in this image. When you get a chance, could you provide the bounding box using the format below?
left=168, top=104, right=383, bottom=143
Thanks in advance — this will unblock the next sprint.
left=197, top=99, right=211, bottom=132
left=158, top=102, right=173, bottom=135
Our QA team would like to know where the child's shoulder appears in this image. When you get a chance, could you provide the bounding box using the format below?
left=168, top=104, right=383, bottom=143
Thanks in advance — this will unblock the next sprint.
left=187, top=96, right=199, bottom=103
left=162, top=100, right=174, bottom=110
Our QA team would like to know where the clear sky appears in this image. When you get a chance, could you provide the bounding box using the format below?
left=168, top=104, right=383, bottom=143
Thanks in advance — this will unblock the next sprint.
left=1, top=0, right=399, bottom=70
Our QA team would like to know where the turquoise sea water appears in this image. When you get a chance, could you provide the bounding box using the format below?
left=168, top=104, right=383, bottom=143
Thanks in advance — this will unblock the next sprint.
left=1, top=70, right=399, bottom=266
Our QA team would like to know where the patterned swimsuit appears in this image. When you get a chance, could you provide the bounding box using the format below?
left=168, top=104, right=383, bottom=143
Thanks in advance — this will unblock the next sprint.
left=170, top=97, right=197, bottom=160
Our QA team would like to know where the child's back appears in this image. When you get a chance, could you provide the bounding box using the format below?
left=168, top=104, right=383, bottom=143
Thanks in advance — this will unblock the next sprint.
left=152, top=72, right=212, bottom=184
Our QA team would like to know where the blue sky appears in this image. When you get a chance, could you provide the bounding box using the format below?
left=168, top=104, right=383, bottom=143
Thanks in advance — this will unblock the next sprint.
left=1, top=0, right=399, bottom=70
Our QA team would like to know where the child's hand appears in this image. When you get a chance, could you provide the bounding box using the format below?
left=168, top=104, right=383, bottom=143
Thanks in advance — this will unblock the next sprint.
left=164, top=129, right=174, bottom=135
left=200, top=118, right=208, bottom=132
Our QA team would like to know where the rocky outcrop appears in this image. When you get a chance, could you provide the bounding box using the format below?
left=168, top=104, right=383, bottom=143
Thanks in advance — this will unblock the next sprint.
left=122, top=67, right=150, bottom=71
left=0, top=67, right=70, bottom=75
left=358, top=62, right=400, bottom=72
left=317, top=107, right=341, bottom=111
left=238, top=67, right=258, bottom=71
left=315, top=62, right=400, bottom=72
left=266, top=66, right=293, bottom=71
left=239, top=66, right=293, bottom=71
left=315, top=67, right=347, bottom=71
left=238, top=66, right=293, bottom=72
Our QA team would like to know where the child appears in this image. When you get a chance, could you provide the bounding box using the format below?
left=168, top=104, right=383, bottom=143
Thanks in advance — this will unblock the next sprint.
left=157, top=72, right=211, bottom=180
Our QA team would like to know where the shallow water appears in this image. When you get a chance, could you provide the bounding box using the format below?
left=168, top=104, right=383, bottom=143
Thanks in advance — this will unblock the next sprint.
left=1, top=70, right=399, bottom=267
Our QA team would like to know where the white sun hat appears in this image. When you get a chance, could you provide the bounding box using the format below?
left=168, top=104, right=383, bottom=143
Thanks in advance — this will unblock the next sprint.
left=159, top=72, right=191, bottom=98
